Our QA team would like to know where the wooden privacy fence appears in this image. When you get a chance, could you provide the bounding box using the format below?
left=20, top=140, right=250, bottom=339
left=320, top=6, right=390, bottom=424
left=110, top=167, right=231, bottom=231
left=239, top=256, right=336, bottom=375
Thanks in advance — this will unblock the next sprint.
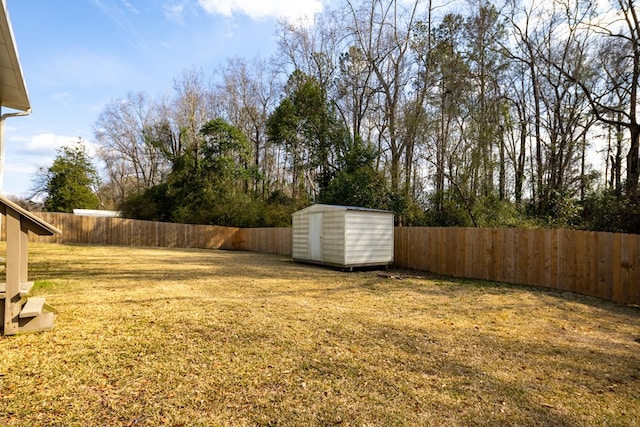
left=1, top=213, right=638, bottom=305
left=394, top=227, right=640, bottom=306
left=232, top=227, right=291, bottom=255
left=0, top=212, right=290, bottom=255
left=19, top=213, right=240, bottom=249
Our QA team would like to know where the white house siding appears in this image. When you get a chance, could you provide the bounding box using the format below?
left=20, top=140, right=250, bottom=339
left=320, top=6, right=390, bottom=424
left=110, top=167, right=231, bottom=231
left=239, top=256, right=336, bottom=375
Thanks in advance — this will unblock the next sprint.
left=344, top=211, right=394, bottom=265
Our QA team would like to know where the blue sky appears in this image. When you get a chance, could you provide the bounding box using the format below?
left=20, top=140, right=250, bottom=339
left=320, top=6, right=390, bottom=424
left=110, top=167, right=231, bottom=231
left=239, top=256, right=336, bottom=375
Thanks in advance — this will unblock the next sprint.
left=3, top=0, right=325, bottom=199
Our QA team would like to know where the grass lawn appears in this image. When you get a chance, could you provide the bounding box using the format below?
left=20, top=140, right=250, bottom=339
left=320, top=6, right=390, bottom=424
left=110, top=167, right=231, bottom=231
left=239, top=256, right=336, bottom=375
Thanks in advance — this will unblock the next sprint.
left=1, top=243, right=639, bottom=426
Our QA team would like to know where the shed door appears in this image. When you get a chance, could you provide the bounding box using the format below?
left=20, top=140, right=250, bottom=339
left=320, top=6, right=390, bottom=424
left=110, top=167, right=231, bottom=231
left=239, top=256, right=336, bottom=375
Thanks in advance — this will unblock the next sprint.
left=308, top=212, right=323, bottom=261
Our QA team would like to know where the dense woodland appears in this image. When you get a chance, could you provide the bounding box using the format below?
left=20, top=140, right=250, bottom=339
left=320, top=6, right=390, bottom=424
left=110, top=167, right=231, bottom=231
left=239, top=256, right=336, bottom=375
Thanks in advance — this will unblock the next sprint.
left=37, top=0, right=640, bottom=233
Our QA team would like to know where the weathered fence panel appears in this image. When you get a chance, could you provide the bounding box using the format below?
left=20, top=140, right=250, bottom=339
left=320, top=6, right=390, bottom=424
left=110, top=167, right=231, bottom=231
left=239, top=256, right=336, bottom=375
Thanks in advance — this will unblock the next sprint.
left=1, top=213, right=240, bottom=250
left=393, top=227, right=640, bottom=305
left=0, top=213, right=290, bottom=255
left=233, top=227, right=291, bottom=255
left=2, top=213, right=638, bottom=305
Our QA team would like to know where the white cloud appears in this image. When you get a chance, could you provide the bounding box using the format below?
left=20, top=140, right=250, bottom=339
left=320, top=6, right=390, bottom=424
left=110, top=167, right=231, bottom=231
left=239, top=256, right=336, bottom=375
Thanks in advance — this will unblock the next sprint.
left=3, top=133, right=73, bottom=196
left=3, top=133, right=101, bottom=197
left=119, top=0, right=140, bottom=14
left=5, top=162, right=39, bottom=179
left=4, top=160, right=41, bottom=198
left=91, top=0, right=134, bottom=29
left=21, top=133, right=97, bottom=156
left=197, top=0, right=324, bottom=21
left=163, top=2, right=187, bottom=23
left=21, top=133, right=75, bottom=158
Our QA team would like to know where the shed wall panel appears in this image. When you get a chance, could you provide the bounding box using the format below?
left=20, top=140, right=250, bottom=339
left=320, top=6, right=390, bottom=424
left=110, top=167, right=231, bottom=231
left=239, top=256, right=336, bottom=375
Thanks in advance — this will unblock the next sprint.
left=291, top=213, right=309, bottom=259
left=322, top=210, right=345, bottom=265
left=344, top=211, right=394, bottom=265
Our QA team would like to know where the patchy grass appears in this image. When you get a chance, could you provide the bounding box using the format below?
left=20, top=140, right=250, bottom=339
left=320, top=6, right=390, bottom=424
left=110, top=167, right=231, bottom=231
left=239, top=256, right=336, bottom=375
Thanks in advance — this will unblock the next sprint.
left=1, top=243, right=639, bottom=426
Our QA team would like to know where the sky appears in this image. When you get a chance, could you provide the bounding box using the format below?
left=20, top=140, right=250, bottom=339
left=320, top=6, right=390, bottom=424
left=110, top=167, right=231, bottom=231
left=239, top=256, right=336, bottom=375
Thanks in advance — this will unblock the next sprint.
left=2, top=0, right=326, bottom=199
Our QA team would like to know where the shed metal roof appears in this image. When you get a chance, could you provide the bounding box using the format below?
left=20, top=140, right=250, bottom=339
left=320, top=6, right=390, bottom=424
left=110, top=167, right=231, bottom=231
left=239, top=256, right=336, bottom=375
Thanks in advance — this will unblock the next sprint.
left=0, top=1, right=30, bottom=112
left=293, top=204, right=394, bottom=216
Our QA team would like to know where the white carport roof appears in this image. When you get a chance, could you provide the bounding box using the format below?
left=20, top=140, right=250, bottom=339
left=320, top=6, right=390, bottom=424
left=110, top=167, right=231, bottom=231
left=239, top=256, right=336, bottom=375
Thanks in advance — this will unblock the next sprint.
left=0, top=0, right=29, bottom=112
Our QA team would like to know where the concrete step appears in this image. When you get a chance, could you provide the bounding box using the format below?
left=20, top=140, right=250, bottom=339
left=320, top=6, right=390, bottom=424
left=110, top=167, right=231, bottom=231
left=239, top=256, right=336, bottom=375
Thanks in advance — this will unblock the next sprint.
left=18, top=298, right=56, bottom=333
left=19, top=297, right=46, bottom=318
left=1, top=296, right=57, bottom=334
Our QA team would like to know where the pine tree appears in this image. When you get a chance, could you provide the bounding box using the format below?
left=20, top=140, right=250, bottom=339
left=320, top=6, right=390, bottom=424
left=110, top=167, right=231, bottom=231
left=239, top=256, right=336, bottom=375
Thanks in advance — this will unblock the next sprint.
left=39, top=141, right=100, bottom=212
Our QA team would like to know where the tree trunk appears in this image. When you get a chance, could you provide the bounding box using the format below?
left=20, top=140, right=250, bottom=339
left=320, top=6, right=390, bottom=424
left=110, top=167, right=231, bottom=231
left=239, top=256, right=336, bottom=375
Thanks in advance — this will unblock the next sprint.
left=626, top=123, right=640, bottom=194
left=515, top=119, right=527, bottom=204
left=499, top=134, right=506, bottom=200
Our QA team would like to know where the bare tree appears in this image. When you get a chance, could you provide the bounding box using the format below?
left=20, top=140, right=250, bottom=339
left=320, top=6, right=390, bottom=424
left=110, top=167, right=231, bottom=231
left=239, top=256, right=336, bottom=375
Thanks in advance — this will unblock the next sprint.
left=464, top=0, right=509, bottom=198
left=212, top=57, right=280, bottom=195
left=424, top=12, right=470, bottom=208
left=346, top=0, right=421, bottom=193
left=503, top=58, right=531, bottom=204
left=171, top=68, right=214, bottom=167
left=559, top=0, right=640, bottom=194
left=536, top=0, right=598, bottom=212
left=276, top=11, right=341, bottom=93
left=94, top=91, right=169, bottom=204
left=336, top=44, right=378, bottom=146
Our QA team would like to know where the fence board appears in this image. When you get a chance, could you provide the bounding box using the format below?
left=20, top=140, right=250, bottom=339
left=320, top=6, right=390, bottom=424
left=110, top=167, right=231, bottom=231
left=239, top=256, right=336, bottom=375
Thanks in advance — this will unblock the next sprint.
left=612, top=233, right=622, bottom=303
left=556, top=230, right=567, bottom=291
left=489, top=229, right=500, bottom=282
left=534, top=228, right=545, bottom=287
left=479, top=227, right=487, bottom=279
left=418, top=228, right=429, bottom=272
left=448, top=228, right=459, bottom=277
left=515, top=229, right=525, bottom=285
left=596, top=233, right=613, bottom=301
left=427, top=228, right=436, bottom=272
left=633, top=236, right=640, bottom=304
left=406, top=227, right=415, bottom=270
left=435, top=228, right=444, bottom=275
left=621, top=234, right=639, bottom=304
left=482, top=228, right=492, bottom=281
left=563, top=230, right=579, bottom=290
left=574, top=231, right=586, bottom=296
left=459, top=228, right=469, bottom=277
left=413, top=227, right=421, bottom=269
left=550, top=230, right=558, bottom=289
left=587, top=231, right=598, bottom=298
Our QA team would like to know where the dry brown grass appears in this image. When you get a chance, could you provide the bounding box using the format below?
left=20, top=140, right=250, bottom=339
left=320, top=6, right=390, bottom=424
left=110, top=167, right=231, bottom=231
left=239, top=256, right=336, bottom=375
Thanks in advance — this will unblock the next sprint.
left=0, top=243, right=639, bottom=426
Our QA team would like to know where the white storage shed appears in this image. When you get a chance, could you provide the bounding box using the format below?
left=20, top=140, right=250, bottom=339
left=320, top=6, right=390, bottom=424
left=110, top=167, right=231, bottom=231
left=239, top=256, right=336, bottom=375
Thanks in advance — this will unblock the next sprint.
left=291, top=204, right=394, bottom=269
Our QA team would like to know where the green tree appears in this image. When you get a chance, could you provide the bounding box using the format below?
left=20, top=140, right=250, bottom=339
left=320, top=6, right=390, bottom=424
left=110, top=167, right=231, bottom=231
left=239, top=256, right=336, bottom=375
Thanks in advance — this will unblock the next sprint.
left=267, top=70, right=348, bottom=202
left=35, top=141, right=100, bottom=212
left=320, top=139, right=389, bottom=209
left=122, top=118, right=263, bottom=226
left=199, top=117, right=254, bottom=189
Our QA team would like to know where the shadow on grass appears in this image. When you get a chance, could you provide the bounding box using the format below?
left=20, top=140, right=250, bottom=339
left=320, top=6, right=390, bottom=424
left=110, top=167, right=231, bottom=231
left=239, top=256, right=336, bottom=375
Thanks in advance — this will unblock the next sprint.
left=27, top=244, right=640, bottom=325
left=8, top=244, right=639, bottom=425
left=319, top=314, right=638, bottom=425
left=379, top=268, right=640, bottom=320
